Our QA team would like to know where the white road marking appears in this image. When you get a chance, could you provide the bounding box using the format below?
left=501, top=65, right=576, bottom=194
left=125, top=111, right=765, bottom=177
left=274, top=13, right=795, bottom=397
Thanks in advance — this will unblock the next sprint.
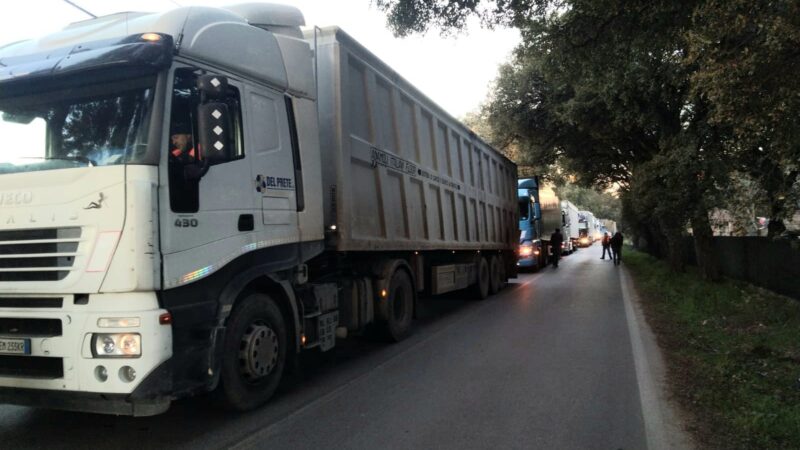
left=619, top=267, right=694, bottom=450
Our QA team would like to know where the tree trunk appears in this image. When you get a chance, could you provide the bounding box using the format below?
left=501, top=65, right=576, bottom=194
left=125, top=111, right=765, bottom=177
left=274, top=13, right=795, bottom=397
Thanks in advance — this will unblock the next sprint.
left=767, top=218, right=786, bottom=238
left=663, top=228, right=685, bottom=273
left=690, top=210, right=721, bottom=281
left=638, top=223, right=662, bottom=257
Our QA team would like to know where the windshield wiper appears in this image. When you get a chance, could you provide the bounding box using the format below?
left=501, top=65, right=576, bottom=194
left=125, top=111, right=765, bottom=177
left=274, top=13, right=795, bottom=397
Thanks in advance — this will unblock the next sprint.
left=54, top=155, right=96, bottom=167
left=17, top=156, right=96, bottom=167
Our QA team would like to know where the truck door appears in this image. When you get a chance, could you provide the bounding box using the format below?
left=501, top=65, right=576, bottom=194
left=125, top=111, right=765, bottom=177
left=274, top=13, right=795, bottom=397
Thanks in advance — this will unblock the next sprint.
left=160, top=68, right=257, bottom=288
left=244, top=85, right=299, bottom=241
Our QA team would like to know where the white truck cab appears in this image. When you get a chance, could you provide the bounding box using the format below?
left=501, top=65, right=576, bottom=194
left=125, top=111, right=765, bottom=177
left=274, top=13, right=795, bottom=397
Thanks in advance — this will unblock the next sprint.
left=0, top=4, right=322, bottom=415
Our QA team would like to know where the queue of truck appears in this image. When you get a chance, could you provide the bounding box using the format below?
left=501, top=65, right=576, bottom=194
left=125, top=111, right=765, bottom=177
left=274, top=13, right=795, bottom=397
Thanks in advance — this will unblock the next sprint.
left=516, top=178, right=617, bottom=270
left=0, top=2, right=619, bottom=417
left=0, top=4, right=522, bottom=416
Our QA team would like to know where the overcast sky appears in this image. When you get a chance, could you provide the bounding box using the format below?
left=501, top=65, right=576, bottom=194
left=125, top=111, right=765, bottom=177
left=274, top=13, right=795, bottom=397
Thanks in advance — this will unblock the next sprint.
left=0, top=0, right=520, bottom=118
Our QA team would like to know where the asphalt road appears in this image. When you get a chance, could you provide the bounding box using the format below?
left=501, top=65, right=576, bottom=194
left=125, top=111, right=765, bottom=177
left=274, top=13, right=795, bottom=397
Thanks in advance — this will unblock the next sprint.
left=0, top=244, right=673, bottom=450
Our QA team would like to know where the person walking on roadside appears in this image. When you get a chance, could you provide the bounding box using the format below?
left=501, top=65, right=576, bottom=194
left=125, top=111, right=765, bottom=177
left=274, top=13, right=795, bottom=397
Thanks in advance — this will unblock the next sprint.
left=550, top=228, right=564, bottom=268
left=601, top=232, right=611, bottom=260
left=610, top=231, right=624, bottom=266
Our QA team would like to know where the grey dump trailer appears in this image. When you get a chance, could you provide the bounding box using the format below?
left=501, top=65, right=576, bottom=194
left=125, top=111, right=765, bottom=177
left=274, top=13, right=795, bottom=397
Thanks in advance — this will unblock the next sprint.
left=601, top=219, right=617, bottom=234
left=536, top=183, right=564, bottom=260
left=0, top=4, right=517, bottom=416
left=561, top=200, right=580, bottom=252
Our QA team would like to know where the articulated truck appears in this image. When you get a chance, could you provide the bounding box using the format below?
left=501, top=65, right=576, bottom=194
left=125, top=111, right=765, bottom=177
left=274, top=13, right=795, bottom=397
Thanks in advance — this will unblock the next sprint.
left=561, top=200, right=581, bottom=250
left=0, top=4, right=517, bottom=415
left=601, top=219, right=617, bottom=235
left=517, top=178, right=562, bottom=269
left=517, top=178, right=542, bottom=269
left=577, top=211, right=595, bottom=247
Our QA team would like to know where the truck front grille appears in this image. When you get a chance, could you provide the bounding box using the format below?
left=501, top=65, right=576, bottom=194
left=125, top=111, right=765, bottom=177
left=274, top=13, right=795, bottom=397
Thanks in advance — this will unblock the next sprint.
left=0, top=228, right=81, bottom=282
left=0, top=318, right=62, bottom=337
left=0, top=297, right=63, bottom=308
left=0, top=356, right=63, bottom=379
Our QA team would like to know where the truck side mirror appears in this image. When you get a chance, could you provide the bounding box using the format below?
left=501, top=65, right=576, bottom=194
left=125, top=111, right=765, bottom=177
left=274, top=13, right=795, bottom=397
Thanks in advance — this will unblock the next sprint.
left=197, top=103, right=231, bottom=166
left=197, top=74, right=228, bottom=99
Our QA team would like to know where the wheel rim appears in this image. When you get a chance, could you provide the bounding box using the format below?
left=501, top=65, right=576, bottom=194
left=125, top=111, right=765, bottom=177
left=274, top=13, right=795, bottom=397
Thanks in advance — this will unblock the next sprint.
left=239, top=322, right=279, bottom=382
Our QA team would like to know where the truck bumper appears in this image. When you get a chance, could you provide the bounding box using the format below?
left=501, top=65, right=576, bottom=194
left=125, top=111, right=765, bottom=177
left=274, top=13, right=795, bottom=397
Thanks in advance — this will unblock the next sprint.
left=0, top=360, right=172, bottom=416
left=517, top=257, right=538, bottom=268
left=0, top=292, right=173, bottom=415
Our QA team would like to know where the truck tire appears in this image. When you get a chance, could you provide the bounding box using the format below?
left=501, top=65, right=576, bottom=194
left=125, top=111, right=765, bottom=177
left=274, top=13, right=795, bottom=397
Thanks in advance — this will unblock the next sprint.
left=377, top=269, right=414, bottom=342
left=489, top=255, right=501, bottom=295
left=472, top=257, right=490, bottom=300
left=539, top=242, right=549, bottom=268
left=216, top=293, right=287, bottom=411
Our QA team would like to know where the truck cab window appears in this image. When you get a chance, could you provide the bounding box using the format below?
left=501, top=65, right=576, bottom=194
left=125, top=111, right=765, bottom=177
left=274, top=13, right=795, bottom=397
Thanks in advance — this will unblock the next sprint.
left=168, top=68, right=244, bottom=212
left=518, top=199, right=529, bottom=221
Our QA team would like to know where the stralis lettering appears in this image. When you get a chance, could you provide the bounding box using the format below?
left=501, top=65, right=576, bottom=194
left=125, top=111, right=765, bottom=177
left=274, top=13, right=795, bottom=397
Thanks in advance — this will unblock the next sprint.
left=1, top=211, right=79, bottom=225
left=0, top=191, right=33, bottom=207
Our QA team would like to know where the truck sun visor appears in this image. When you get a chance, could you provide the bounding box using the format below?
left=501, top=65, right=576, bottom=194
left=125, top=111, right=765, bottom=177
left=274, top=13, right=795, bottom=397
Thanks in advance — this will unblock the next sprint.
left=0, top=33, right=174, bottom=86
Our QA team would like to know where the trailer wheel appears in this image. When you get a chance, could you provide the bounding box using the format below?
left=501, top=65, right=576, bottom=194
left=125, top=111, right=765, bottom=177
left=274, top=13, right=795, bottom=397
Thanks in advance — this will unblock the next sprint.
left=489, top=256, right=502, bottom=295
left=378, top=269, right=414, bottom=342
left=216, top=293, right=287, bottom=411
left=472, top=257, right=490, bottom=300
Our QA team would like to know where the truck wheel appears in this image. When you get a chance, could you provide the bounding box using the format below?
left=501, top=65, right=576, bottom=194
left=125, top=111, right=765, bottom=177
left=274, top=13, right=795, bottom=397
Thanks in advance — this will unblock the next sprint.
left=216, top=293, right=287, bottom=411
left=378, top=270, right=414, bottom=342
left=489, top=256, right=501, bottom=295
left=472, top=257, right=490, bottom=300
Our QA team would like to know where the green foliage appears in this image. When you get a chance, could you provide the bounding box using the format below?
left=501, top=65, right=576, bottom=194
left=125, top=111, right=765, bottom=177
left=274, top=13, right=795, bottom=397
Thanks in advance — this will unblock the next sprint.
left=379, top=0, right=800, bottom=240
left=716, top=173, right=771, bottom=236
left=689, top=0, right=800, bottom=158
left=381, top=0, right=799, bottom=277
left=488, top=1, right=728, bottom=277
left=374, top=0, right=547, bottom=36
left=687, top=0, right=800, bottom=234
left=626, top=248, right=800, bottom=449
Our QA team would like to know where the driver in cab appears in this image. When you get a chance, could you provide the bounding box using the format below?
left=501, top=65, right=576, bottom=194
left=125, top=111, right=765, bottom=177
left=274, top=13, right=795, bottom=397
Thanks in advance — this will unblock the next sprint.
left=170, top=121, right=197, bottom=164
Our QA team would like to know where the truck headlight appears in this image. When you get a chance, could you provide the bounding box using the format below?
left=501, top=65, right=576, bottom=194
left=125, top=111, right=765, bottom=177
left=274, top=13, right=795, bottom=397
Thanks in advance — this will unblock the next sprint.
left=92, top=333, right=141, bottom=358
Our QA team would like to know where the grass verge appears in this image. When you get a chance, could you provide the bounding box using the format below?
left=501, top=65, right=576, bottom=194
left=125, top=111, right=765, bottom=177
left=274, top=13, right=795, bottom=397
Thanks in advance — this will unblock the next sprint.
left=624, top=246, right=800, bottom=449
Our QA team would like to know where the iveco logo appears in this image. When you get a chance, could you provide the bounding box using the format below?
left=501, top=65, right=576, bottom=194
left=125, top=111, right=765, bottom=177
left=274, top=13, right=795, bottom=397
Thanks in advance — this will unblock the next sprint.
left=0, top=192, right=33, bottom=207
left=83, top=193, right=105, bottom=210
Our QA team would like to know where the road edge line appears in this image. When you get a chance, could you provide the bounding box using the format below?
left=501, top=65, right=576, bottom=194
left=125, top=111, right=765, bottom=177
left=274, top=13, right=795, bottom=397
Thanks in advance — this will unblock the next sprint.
left=619, top=266, right=693, bottom=450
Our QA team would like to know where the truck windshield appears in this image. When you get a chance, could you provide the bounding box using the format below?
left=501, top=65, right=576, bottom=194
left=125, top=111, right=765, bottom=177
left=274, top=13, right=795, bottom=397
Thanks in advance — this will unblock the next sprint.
left=0, top=82, right=154, bottom=175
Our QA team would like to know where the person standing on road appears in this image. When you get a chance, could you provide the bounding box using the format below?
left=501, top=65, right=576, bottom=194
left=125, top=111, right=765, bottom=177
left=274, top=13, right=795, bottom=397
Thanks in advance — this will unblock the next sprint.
left=610, top=231, right=624, bottom=265
left=550, top=228, right=564, bottom=268
left=601, top=232, right=611, bottom=260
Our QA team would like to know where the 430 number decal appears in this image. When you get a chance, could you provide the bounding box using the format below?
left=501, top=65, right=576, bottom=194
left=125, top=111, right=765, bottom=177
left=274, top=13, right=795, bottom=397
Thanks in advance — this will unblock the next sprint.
left=174, top=218, right=199, bottom=228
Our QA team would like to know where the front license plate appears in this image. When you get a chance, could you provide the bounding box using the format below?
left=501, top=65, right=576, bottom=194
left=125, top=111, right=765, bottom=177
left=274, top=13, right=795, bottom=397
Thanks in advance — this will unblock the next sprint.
left=0, top=338, right=30, bottom=355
